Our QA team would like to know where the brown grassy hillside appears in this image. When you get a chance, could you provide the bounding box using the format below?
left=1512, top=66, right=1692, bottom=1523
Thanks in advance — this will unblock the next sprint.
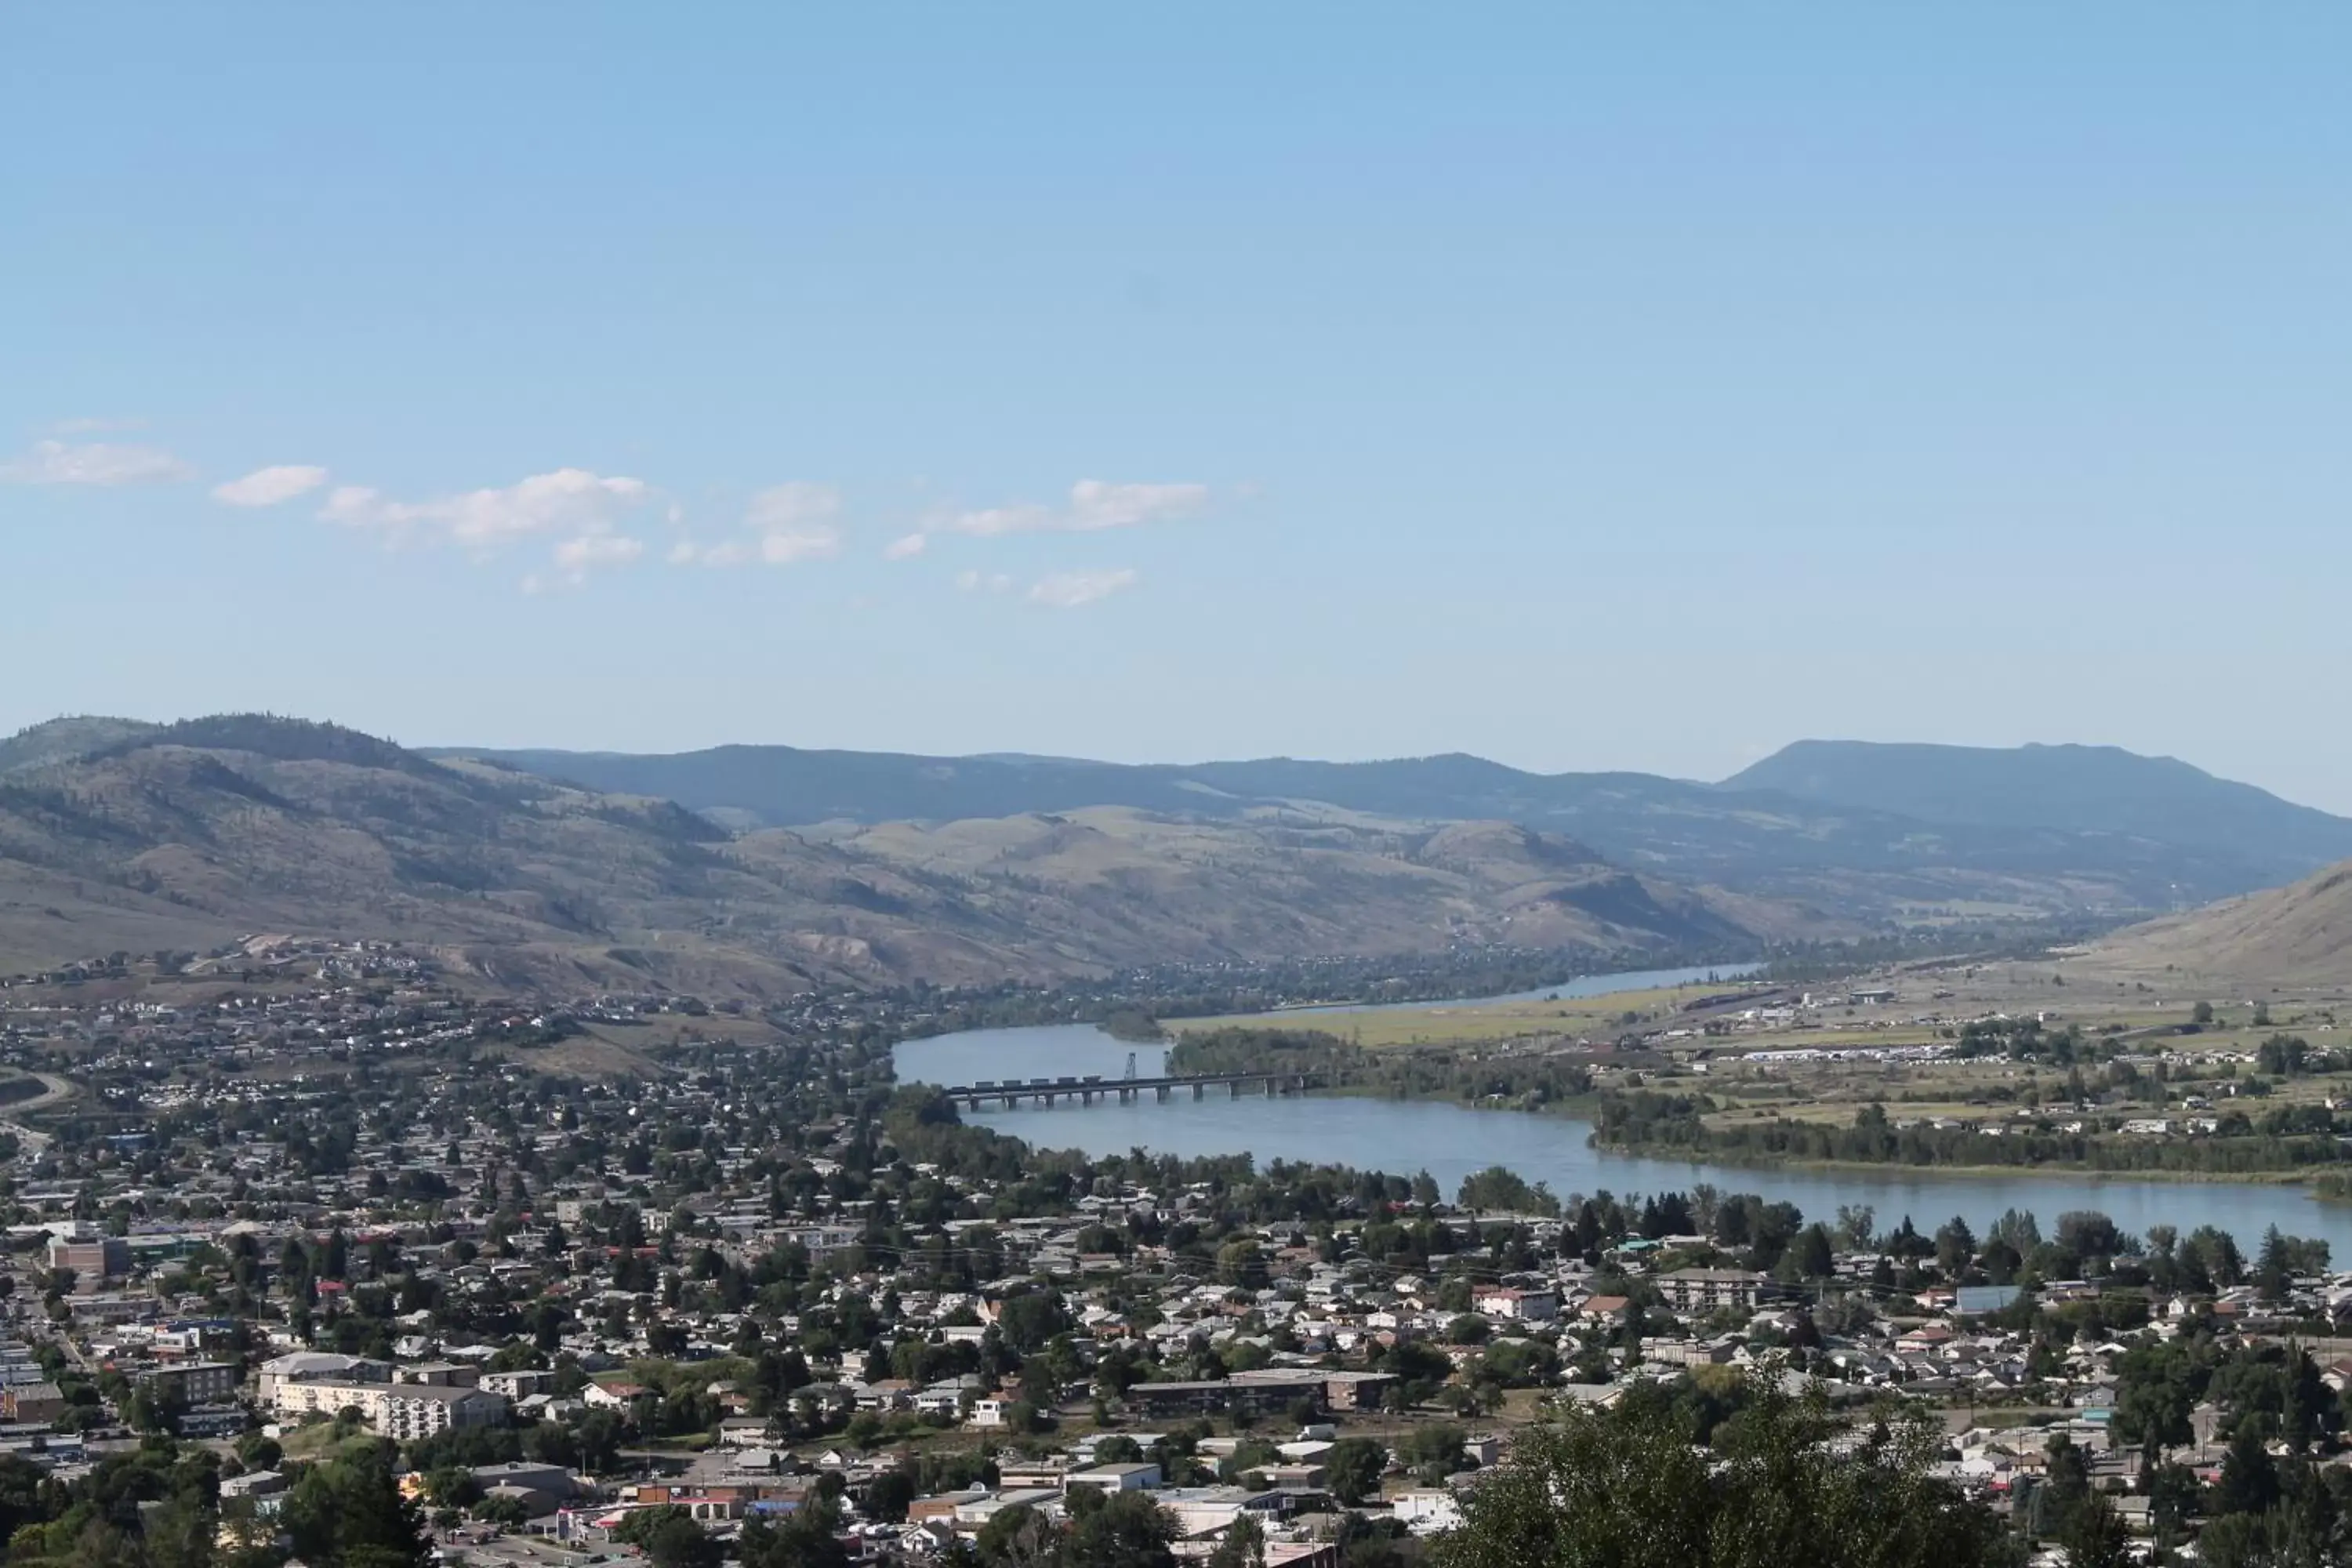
left=0, top=716, right=1809, bottom=996
left=2087, top=860, right=2352, bottom=989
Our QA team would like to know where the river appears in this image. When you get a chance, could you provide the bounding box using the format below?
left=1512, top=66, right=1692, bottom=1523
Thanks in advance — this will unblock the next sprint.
left=892, top=970, right=2352, bottom=1255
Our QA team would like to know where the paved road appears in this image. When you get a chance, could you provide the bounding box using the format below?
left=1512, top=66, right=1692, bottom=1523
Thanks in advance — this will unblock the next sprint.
left=2, top=1073, right=73, bottom=1158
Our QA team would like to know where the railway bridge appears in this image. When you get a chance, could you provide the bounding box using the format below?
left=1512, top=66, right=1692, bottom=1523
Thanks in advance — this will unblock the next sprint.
left=938, top=1070, right=1325, bottom=1111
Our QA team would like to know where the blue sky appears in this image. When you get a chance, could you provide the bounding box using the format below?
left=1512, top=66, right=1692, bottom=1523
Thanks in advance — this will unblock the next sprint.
left=8, top=6, right=2350, bottom=806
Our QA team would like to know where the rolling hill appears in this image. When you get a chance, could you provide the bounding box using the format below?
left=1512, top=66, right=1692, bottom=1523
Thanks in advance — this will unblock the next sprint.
left=0, top=716, right=1797, bottom=994
left=2087, top=858, right=2352, bottom=989
left=437, top=739, right=2350, bottom=917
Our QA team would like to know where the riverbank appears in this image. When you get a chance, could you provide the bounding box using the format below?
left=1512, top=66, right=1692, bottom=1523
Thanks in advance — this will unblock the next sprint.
left=1584, top=1132, right=2343, bottom=1186
left=1250, top=1082, right=2352, bottom=1189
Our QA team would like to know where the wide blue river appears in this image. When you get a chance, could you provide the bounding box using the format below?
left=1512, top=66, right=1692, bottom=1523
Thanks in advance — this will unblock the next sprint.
left=894, top=966, right=2352, bottom=1255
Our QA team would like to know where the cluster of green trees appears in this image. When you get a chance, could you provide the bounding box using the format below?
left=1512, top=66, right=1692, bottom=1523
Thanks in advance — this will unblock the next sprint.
left=1955, top=1015, right=2102, bottom=1063
left=1166, top=1026, right=1598, bottom=1112
left=1462, top=1358, right=2352, bottom=1565
left=2107, top=1334, right=2352, bottom=1562
left=967, top=1488, right=1185, bottom=1568
left=615, top=1499, right=859, bottom=1568
left=1595, top=1091, right=2352, bottom=1174
left=1439, top=1369, right=2023, bottom=1568
left=2255, top=1033, right=2350, bottom=1076
left=0, top=1438, right=429, bottom=1568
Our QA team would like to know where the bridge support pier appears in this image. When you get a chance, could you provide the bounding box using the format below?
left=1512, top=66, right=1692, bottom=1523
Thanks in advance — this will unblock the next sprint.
left=1156, top=1084, right=1170, bottom=1103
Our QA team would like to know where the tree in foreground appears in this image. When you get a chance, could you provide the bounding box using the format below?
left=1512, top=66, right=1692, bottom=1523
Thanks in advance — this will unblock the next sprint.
left=738, top=1497, right=850, bottom=1568
left=971, top=1492, right=1178, bottom=1568
left=279, top=1446, right=434, bottom=1568
left=1436, top=1369, right=2024, bottom=1568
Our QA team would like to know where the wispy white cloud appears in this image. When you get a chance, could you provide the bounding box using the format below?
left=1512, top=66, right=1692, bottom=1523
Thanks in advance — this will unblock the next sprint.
left=669, top=482, right=844, bottom=567
left=314, top=467, right=655, bottom=594
left=318, top=467, right=652, bottom=546
left=1, top=438, right=194, bottom=486
left=883, top=532, right=928, bottom=561
left=47, top=416, right=147, bottom=436
left=745, top=482, right=838, bottom=532
left=524, top=532, right=648, bottom=593
left=1068, top=480, right=1208, bottom=530
left=942, top=503, right=1054, bottom=538
left=212, top=464, right=329, bottom=506
left=935, top=479, right=1207, bottom=539
left=758, top=527, right=841, bottom=564
left=555, top=533, right=645, bottom=572
left=1027, top=568, right=1139, bottom=608
left=955, top=568, right=1014, bottom=594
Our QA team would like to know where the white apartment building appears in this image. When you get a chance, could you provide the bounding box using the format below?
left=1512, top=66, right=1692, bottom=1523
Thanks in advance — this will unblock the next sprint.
left=270, top=1377, right=506, bottom=1439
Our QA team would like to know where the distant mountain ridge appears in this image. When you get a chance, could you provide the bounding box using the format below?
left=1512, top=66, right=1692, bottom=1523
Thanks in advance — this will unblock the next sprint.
left=0, top=715, right=1794, bottom=992
left=9, top=715, right=2343, bottom=945
left=1722, top=739, right=2352, bottom=871
left=430, top=737, right=2352, bottom=916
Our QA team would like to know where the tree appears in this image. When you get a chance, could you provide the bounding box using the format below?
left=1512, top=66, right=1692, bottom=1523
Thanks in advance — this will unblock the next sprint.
left=1064, top=1492, right=1178, bottom=1568
left=1335, top=1514, right=1413, bottom=1568
left=1447, top=1314, right=1491, bottom=1345
left=739, top=1498, right=849, bottom=1568
left=1934, top=1216, right=1976, bottom=1277
left=864, top=1469, right=917, bottom=1524
left=1436, top=1369, right=2020, bottom=1568
left=281, top=1447, right=433, bottom=1568
left=995, top=1290, right=1071, bottom=1355
left=1786, top=1224, right=1835, bottom=1280
left=2111, top=1340, right=2197, bottom=1461
left=1215, top=1241, right=1268, bottom=1290
left=1834, top=1204, right=1877, bottom=1250
left=2148, top=1461, right=2201, bottom=1553
left=1207, top=1512, right=1267, bottom=1568
left=2034, top=1434, right=2091, bottom=1540
left=1397, top=1424, right=1467, bottom=1485
left=2214, top=1421, right=2281, bottom=1519
left=2059, top=1494, right=2131, bottom=1568
left=648, top=1519, right=720, bottom=1568
left=1326, top=1437, right=1388, bottom=1506
left=973, top=1501, right=1059, bottom=1566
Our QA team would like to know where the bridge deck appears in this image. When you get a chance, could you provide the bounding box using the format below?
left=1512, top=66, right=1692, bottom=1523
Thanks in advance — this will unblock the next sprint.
left=942, top=1073, right=1301, bottom=1094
